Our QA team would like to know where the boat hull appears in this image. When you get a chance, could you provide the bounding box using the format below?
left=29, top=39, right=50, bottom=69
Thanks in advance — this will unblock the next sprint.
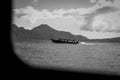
left=51, top=38, right=78, bottom=44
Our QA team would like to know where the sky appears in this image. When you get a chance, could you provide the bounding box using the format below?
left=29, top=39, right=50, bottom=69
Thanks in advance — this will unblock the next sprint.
left=13, top=0, right=120, bottom=39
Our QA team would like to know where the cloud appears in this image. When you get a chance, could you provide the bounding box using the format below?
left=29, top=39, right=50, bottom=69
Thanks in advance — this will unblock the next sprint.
left=89, top=0, right=120, bottom=32
left=14, top=6, right=88, bottom=30
left=14, top=0, right=120, bottom=33
left=94, top=11, right=120, bottom=32
left=14, top=6, right=55, bottom=24
left=14, top=5, right=98, bottom=29
left=93, top=0, right=120, bottom=10
left=76, top=0, right=120, bottom=33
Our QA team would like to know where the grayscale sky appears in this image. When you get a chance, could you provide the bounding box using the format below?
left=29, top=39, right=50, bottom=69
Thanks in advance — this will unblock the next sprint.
left=13, top=0, right=120, bottom=39
left=14, top=0, right=93, bottom=10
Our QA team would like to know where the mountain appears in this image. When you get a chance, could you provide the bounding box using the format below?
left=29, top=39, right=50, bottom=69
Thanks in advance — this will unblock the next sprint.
left=12, top=24, right=36, bottom=42
left=12, top=24, right=120, bottom=42
left=90, top=37, right=120, bottom=42
left=12, top=24, right=88, bottom=42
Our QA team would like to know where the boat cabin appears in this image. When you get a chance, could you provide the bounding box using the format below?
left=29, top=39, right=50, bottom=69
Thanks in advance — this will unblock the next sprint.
left=51, top=38, right=78, bottom=44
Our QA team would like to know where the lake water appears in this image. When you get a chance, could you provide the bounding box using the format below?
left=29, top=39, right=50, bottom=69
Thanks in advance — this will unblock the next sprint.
left=79, top=42, right=112, bottom=45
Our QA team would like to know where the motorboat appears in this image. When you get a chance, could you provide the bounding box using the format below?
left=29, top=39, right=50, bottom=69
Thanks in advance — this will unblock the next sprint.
left=51, top=38, right=78, bottom=44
